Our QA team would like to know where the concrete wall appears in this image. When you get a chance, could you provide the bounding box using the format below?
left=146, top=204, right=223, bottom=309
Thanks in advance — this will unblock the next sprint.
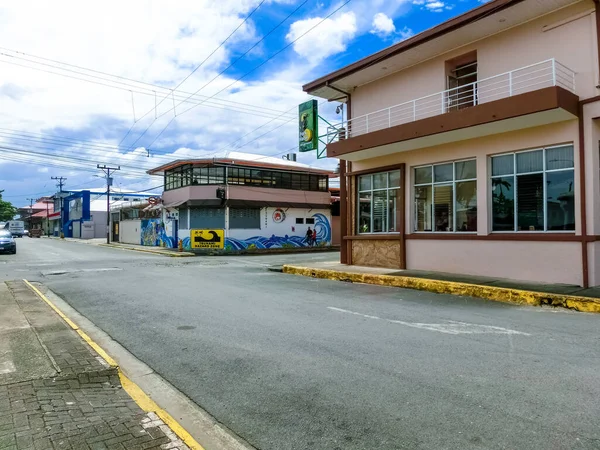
left=119, top=220, right=141, bottom=245
left=331, top=216, right=341, bottom=246
left=352, top=1, right=598, bottom=118
left=346, top=120, right=585, bottom=285
left=163, top=185, right=330, bottom=207
left=406, top=240, right=582, bottom=286
left=353, top=121, right=580, bottom=235
left=90, top=211, right=108, bottom=239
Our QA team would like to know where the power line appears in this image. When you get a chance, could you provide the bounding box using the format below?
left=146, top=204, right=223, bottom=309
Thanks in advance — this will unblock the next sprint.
left=145, top=0, right=350, bottom=150
left=0, top=145, right=150, bottom=174
left=118, top=0, right=268, bottom=146
left=0, top=47, right=296, bottom=119
left=0, top=128, right=205, bottom=165
left=0, top=57, right=296, bottom=123
left=127, top=0, right=308, bottom=150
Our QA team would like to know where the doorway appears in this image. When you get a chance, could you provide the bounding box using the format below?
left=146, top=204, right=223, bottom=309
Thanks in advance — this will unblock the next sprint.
left=446, top=52, right=477, bottom=112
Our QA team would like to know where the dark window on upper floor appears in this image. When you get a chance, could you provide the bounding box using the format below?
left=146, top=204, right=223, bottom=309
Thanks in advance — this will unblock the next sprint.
left=164, top=164, right=329, bottom=192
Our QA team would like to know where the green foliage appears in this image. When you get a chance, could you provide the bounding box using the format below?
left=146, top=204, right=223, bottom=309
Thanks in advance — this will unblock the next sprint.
left=247, top=243, right=257, bottom=250
left=281, top=243, right=295, bottom=249
left=0, top=193, right=16, bottom=222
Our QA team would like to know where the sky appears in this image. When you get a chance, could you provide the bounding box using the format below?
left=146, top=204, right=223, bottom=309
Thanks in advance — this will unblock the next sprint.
left=0, top=0, right=486, bottom=207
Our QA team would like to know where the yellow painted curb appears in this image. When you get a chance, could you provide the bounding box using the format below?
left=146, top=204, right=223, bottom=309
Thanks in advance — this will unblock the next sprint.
left=281, top=266, right=600, bottom=314
left=23, top=279, right=205, bottom=450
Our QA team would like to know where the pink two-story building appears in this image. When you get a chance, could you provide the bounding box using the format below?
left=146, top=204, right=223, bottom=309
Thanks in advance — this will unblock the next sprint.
left=304, top=0, right=600, bottom=287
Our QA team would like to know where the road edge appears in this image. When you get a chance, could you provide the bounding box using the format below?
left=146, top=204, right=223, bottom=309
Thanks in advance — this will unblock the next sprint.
left=281, top=265, right=600, bottom=313
left=22, top=279, right=252, bottom=450
left=98, top=243, right=195, bottom=257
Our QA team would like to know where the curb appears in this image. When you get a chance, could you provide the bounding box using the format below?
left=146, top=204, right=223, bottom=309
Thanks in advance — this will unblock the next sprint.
left=23, top=279, right=205, bottom=450
left=281, top=265, right=600, bottom=314
left=99, top=243, right=195, bottom=257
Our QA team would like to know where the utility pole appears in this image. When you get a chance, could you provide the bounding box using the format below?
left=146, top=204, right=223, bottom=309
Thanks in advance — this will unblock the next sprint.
left=26, top=198, right=34, bottom=233
left=51, top=176, right=67, bottom=238
left=97, top=165, right=120, bottom=244
left=46, top=200, right=50, bottom=237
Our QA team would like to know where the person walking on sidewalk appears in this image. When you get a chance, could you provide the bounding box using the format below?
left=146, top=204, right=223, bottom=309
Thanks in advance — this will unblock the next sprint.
left=312, top=228, right=317, bottom=247
left=306, top=227, right=312, bottom=246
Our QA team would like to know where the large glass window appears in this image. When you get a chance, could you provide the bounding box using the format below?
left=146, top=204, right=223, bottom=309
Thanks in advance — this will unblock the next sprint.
left=165, top=165, right=328, bottom=192
left=491, top=145, right=575, bottom=232
left=414, top=160, right=477, bottom=232
left=357, top=170, right=401, bottom=233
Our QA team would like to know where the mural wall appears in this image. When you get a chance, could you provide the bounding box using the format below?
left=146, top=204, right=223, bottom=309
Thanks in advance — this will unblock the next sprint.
left=140, top=219, right=176, bottom=248
left=162, top=207, right=332, bottom=251
left=225, top=210, right=332, bottom=251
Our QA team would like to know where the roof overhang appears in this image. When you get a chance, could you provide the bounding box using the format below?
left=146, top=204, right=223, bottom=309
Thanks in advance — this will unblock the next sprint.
left=304, top=0, right=585, bottom=99
left=329, top=86, right=579, bottom=161
left=147, top=159, right=335, bottom=177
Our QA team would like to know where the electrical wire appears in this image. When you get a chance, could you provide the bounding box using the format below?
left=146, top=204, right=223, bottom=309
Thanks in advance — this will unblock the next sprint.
left=143, top=0, right=353, bottom=150
left=0, top=58, right=295, bottom=123
left=118, top=0, right=268, bottom=146
left=127, top=0, right=309, bottom=150
left=0, top=47, right=295, bottom=116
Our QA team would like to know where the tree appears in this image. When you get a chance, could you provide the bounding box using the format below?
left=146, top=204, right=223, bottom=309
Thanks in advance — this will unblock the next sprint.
left=0, top=192, right=17, bottom=222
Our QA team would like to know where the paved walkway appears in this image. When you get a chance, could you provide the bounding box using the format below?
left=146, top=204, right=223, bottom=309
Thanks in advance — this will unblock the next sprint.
left=0, top=281, right=189, bottom=450
left=42, top=237, right=194, bottom=257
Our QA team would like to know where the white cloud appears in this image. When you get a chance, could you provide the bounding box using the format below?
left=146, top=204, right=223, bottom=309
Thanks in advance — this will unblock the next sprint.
left=413, top=0, right=451, bottom=12
left=371, top=13, right=396, bottom=37
left=0, top=0, right=343, bottom=204
left=286, top=12, right=357, bottom=63
left=396, top=26, right=415, bottom=42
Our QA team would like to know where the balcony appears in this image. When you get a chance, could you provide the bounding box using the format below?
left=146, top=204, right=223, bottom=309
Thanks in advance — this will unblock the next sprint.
left=326, top=59, right=579, bottom=160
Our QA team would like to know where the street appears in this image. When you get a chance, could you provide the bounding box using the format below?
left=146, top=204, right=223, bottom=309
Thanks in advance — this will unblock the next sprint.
left=2, top=238, right=599, bottom=450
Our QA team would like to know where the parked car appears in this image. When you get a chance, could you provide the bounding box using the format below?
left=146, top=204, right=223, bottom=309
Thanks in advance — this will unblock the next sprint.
left=0, top=230, right=16, bottom=254
left=4, top=220, right=25, bottom=237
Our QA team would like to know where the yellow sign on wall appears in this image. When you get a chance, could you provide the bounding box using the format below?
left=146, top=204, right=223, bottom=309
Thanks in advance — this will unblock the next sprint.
left=190, top=229, right=225, bottom=249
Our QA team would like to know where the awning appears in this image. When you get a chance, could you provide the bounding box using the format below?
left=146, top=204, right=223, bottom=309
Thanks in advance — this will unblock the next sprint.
left=163, top=200, right=187, bottom=208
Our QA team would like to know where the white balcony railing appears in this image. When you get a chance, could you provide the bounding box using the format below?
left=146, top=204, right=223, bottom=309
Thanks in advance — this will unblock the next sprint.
left=326, top=59, right=576, bottom=142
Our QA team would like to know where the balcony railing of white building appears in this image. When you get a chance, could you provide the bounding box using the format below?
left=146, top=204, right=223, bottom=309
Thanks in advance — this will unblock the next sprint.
left=326, top=59, right=576, bottom=143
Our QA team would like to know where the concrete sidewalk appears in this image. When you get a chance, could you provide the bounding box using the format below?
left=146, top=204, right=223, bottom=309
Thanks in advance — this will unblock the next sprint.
left=281, top=261, right=600, bottom=313
left=0, top=280, right=190, bottom=449
left=42, top=236, right=195, bottom=257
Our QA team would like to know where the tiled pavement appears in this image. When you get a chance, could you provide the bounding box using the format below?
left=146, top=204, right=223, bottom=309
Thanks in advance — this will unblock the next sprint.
left=0, top=281, right=189, bottom=450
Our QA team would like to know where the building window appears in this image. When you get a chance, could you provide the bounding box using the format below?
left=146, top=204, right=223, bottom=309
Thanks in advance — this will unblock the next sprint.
left=491, top=145, right=575, bottom=232
left=296, top=218, right=304, bottom=224
left=357, top=170, right=401, bottom=233
left=229, top=208, right=261, bottom=229
left=414, top=160, right=477, bottom=232
left=305, top=218, right=315, bottom=225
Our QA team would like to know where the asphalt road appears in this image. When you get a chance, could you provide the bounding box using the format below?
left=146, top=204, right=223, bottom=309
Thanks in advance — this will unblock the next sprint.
left=3, top=238, right=600, bottom=450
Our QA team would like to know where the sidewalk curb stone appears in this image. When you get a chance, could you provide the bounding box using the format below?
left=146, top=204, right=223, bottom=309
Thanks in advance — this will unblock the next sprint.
left=282, top=265, right=600, bottom=313
left=2, top=280, right=191, bottom=450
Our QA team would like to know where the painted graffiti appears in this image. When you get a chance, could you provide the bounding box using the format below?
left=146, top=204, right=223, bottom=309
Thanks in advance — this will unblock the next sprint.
left=140, top=219, right=176, bottom=248
left=224, top=213, right=331, bottom=250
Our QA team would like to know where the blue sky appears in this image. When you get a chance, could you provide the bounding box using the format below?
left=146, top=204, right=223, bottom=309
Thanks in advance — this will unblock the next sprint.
left=0, top=0, right=486, bottom=207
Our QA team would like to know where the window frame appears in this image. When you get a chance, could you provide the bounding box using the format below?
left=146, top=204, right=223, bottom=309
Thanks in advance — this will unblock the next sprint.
left=490, top=144, right=575, bottom=233
left=413, top=158, right=477, bottom=233
left=356, top=169, right=402, bottom=234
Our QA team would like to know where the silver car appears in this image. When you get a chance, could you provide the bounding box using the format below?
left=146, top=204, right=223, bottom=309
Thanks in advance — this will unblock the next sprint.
left=0, top=230, right=17, bottom=254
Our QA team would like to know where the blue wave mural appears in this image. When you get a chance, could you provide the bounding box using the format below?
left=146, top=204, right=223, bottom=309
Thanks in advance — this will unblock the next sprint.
left=224, top=213, right=331, bottom=251
left=141, top=219, right=176, bottom=248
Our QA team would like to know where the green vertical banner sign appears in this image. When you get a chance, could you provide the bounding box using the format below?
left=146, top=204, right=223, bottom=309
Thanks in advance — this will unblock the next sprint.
left=299, top=100, right=318, bottom=152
